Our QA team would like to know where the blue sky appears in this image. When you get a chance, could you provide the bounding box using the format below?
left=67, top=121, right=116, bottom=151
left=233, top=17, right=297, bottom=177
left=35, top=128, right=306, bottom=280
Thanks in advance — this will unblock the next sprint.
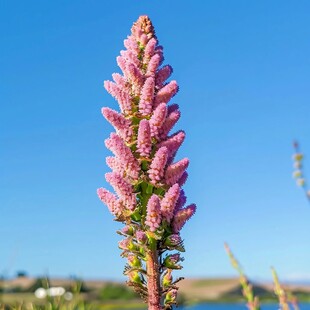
left=1, top=0, right=310, bottom=282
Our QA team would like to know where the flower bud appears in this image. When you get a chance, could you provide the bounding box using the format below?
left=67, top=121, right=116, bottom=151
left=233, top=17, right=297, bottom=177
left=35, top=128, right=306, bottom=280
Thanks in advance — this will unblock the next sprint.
left=122, top=225, right=134, bottom=236
left=128, top=270, right=142, bottom=284
left=136, top=230, right=147, bottom=244
left=163, top=234, right=185, bottom=252
left=163, top=253, right=183, bottom=269
left=293, top=170, right=302, bottom=178
left=297, top=178, right=305, bottom=187
left=118, top=238, right=130, bottom=250
left=293, top=153, right=303, bottom=161
left=162, top=269, right=173, bottom=289
left=164, top=234, right=181, bottom=247
left=164, top=289, right=177, bottom=304
left=127, top=254, right=142, bottom=268
left=294, top=161, right=301, bottom=169
left=118, top=238, right=136, bottom=251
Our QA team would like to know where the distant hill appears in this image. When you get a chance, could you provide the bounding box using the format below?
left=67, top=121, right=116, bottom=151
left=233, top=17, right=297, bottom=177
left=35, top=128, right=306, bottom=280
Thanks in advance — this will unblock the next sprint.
left=1, top=276, right=310, bottom=304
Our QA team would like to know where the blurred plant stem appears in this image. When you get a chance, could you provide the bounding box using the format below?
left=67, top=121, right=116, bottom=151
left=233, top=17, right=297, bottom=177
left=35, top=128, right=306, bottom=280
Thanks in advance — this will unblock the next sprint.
left=224, top=243, right=260, bottom=310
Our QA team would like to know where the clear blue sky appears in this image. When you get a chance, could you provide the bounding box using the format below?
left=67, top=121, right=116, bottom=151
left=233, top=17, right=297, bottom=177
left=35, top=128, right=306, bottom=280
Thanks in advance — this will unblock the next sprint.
left=1, top=0, right=310, bottom=282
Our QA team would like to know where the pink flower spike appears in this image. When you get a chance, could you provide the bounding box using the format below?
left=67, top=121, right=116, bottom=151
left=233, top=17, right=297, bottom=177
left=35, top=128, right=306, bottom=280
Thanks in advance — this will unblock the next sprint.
left=160, top=107, right=181, bottom=139
left=105, top=133, right=140, bottom=179
left=104, top=80, right=132, bottom=114
left=158, top=131, right=186, bottom=159
left=145, top=194, right=162, bottom=232
left=120, top=49, right=140, bottom=68
left=144, top=38, right=157, bottom=62
left=154, top=80, right=179, bottom=107
left=102, top=107, right=133, bottom=142
left=146, top=53, right=162, bottom=77
left=126, top=62, right=143, bottom=89
left=97, top=187, right=123, bottom=216
left=116, top=55, right=127, bottom=74
left=149, top=103, right=168, bottom=140
left=105, top=172, right=136, bottom=210
left=178, top=171, right=188, bottom=187
left=98, top=16, right=197, bottom=306
left=140, top=33, right=148, bottom=46
left=124, top=36, right=140, bottom=55
left=112, top=73, right=128, bottom=89
left=175, top=189, right=187, bottom=212
left=139, top=77, right=155, bottom=116
left=156, top=65, right=173, bottom=87
left=165, top=158, right=189, bottom=186
left=154, top=46, right=164, bottom=65
left=167, top=103, right=179, bottom=114
left=137, top=119, right=152, bottom=157
left=148, top=146, right=169, bottom=186
left=160, top=184, right=180, bottom=222
left=106, top=156, right=125, bottom=176
left=131, top=16, right=156, bottom=41
left=172, top=204, right=196, bottom=233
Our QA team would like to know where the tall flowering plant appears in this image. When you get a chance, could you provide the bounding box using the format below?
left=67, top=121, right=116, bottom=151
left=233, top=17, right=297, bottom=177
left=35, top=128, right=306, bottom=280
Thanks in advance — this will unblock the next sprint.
left=97, top=16, right=196, bottom=309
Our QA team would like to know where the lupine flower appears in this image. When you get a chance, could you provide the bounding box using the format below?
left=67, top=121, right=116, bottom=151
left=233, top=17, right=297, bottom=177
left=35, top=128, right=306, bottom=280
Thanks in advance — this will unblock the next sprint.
left=98, top=16, right=196, bottom=309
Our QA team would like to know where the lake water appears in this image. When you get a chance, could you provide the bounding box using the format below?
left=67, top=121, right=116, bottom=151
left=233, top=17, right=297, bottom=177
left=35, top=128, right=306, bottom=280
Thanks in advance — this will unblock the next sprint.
left=178, top=304, right=310, bottom=310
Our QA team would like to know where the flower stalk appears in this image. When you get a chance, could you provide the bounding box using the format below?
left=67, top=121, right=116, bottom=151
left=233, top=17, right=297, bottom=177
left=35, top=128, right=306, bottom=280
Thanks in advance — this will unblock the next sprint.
left=271, top=267, right=299, bottom=310
left=98, top=16, right=196, bottom=309
left=224, top=243, right=260, bottom=310
left=292, top=141, right=310, bottom=202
